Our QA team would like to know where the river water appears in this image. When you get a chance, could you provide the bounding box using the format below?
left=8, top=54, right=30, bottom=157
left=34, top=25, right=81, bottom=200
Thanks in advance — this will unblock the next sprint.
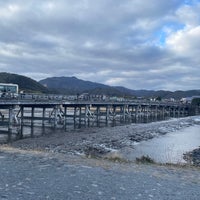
left=1, top=114, right=200, bottom=165
left=123, top=123, right=200, bottom=164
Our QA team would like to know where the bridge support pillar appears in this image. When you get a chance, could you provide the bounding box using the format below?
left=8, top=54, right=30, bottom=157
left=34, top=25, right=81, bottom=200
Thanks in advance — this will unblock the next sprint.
left=63, top=107, right=67, bottom=130
left=79, top=107, right=82, bottom=126
left=8, top=106, right=14, bottom=134
left=31, top=107, right=35, bottom=137
left=42, top=108, right=46, bottom=126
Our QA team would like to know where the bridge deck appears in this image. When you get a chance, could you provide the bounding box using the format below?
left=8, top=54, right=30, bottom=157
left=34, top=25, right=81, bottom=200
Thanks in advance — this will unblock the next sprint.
left=0, top=99, right=194, bottom=136
left=0, top=100, right=189, bottom=108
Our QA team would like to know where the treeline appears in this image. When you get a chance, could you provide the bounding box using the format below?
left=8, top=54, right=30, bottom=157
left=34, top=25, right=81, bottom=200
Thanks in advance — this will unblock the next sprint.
left=192, top=98, right=200, bottom=106
left=0, top=72, right=49, bottom=93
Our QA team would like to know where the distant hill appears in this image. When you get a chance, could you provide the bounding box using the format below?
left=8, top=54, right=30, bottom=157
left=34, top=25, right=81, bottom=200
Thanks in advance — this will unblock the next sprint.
left=115, top=86, right=200, bottom=99
left=1, top=72, right=199, bottom=98
left=162, top=90, right=200, bottom=99
left=39, top=76, right=129, bottom=96
left=39, top=76, right=200, bottom=99
left=114, top=86, right=155, bottom=96
left=0, top=72, right=49, bottom=93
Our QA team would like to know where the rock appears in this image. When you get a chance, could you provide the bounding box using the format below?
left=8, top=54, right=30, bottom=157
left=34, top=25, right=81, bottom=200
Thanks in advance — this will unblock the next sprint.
left=84, top=145, right=110, bottom=158
left=183, top=147, right=200, bottom=167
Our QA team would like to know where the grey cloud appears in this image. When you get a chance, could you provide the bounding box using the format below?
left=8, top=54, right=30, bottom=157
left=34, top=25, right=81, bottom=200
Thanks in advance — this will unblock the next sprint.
left=0, top=0, right=199, bottom=90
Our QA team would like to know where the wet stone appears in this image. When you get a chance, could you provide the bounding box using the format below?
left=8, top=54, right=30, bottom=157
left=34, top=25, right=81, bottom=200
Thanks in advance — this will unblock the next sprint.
left=84, top=145, right=111, bottom=158
left=183, top=148, right=200, bottom=167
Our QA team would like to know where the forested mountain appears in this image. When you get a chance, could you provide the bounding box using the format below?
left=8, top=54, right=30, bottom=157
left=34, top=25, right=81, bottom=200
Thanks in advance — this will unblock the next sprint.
left=0, top=72, right=199, bottom=99
left=0, top=72, right=49, bottom=93
left=39, top=76, right=200, bottom=99
left=116, top=87, right=200, bottom=99
left=39, top=76, right=129, bottom=96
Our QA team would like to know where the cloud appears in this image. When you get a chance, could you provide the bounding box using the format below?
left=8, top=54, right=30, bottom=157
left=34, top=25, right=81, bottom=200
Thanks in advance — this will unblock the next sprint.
left=166, top=26, right=200, bottom=57
left=0, top=0, right=199, bottom=91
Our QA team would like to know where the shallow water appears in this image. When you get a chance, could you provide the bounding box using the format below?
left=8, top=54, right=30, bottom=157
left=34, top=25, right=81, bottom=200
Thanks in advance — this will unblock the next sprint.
left=1, top=114, right=200, bottom=165
left=126, top=125, right=200, bottom=164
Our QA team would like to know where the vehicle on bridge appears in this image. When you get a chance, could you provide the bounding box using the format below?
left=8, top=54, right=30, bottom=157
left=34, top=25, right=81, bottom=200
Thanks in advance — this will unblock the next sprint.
left=0, top=83, right=19, bottom=98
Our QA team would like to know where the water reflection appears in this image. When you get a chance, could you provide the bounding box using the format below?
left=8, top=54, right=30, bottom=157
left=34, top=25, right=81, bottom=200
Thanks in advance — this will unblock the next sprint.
left=0, top=115, right=170, bottom=143
left=1, top=115, right=200, bottom=165
left=126, top=125, right=200, bottom=164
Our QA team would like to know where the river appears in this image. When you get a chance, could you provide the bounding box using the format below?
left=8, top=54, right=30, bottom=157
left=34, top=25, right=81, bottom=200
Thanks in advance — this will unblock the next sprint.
left=123, top=122, right=200, bottom=164
left=1, top=114, right=200, bottom=165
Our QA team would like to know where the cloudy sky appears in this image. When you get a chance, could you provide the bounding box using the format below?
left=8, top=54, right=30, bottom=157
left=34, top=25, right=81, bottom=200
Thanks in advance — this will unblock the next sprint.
left=0, top=0, right=200, bottom=91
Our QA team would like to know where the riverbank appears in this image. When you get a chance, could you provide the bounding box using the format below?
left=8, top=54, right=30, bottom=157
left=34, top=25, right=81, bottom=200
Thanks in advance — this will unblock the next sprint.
left=184, top=147, right=200, bottom=166
left=0, top=145, right=200, bottom=200
left=1, top=116, right=200, bottom=199
left=3, top=115, right=200, bottom=166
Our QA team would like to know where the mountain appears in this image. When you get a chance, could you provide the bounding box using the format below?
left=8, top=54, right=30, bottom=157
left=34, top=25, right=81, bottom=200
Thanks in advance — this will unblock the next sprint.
left=39, top=76, right=129, bottom=96
left=1, top=73, right=198, bottom=99
left=0, top=72, right=49, bottom=93
left=114, top=86, right=155, bottom=96
left=115, top=86, right=200, bottom=99
left=39, top=76, right=200, bottom=99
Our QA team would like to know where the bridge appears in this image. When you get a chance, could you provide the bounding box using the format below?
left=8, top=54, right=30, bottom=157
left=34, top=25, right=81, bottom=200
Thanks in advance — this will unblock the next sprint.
left=0, top=98, right=193, bottom=136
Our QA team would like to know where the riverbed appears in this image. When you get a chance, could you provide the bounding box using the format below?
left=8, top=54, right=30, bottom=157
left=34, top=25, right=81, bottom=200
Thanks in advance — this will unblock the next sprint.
left=2, top=115, right=200, bottom=166
left=120, top=124, right=200, bottom=164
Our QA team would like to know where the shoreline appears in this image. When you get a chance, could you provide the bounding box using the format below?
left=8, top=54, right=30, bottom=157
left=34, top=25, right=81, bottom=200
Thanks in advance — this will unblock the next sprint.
left=0, top=144, right=200, bottom=200
left=2, top=115, right=200, bottom=167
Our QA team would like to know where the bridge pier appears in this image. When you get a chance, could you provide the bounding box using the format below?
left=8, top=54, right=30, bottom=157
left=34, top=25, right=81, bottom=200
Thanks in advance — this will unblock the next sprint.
left=42, top=108, right=46, bottom=126
left=8, top=106, right=14, bottom=135
left=0, top=101, right=193, bottom=139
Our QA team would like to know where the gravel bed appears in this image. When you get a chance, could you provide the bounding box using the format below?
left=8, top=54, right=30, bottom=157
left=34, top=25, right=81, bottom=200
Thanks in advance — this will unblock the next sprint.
left=5, top=116, right=200, bottom=165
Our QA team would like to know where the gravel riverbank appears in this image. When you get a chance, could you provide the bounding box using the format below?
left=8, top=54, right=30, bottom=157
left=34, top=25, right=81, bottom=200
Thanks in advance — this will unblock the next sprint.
left=1, top=116, right=200, bottom=199
left=184, top=148, right=200, bottom=166
left=0, top=145, right=200, bottom=200
left=4, top=115, right=200, bottom=166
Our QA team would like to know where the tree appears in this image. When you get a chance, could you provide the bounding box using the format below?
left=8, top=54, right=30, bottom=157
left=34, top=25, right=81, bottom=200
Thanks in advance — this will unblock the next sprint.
left=191, top=98, right=200, bottom=106
left=156, top=96, right=162, bottom=101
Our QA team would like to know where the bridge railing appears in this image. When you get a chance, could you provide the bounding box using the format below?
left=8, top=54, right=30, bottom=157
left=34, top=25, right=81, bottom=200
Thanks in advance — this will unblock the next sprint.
left=0, top=92, right=189, bottom=107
